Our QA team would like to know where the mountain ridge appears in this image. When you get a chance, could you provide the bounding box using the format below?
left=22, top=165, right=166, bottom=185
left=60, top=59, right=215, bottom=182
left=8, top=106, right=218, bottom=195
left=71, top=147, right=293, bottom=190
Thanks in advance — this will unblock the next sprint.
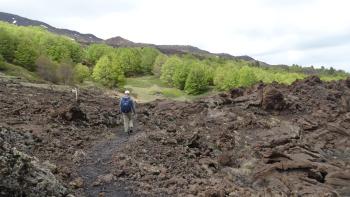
left=0, top=11, right=263, bottom=63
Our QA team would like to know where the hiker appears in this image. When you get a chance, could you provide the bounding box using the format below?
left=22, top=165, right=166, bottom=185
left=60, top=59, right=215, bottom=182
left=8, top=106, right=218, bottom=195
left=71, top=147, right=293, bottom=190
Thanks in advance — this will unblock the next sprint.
left=120, top=90, right=136, bottom=134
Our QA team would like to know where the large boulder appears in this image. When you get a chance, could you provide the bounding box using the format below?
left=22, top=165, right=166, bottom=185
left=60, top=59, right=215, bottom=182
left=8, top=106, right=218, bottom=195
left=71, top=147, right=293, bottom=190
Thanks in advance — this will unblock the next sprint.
left=262, top=86, right=286, bottom=111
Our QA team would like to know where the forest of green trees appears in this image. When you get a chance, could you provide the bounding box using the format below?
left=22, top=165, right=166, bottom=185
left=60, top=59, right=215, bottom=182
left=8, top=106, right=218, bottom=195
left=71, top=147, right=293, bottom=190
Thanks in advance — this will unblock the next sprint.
left=0, top=21, right=348, bottom=95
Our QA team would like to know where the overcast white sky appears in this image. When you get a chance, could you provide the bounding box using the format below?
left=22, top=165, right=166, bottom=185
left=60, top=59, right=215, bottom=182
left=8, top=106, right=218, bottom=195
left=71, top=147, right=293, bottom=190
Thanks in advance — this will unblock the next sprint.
left=1, top=0, right=349, bottom=71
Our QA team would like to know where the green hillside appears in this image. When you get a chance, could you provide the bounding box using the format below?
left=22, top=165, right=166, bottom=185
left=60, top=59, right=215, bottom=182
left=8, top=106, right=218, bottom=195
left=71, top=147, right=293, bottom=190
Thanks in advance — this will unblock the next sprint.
left=0, top=21, right=348, bottom=97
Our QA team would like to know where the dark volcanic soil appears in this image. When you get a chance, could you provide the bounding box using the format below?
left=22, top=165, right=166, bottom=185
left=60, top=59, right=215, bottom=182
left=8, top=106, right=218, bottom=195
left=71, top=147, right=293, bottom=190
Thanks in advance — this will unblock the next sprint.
left=1, top=76, right=350, bottom=197
left=77, top=132, right=130, bottom=197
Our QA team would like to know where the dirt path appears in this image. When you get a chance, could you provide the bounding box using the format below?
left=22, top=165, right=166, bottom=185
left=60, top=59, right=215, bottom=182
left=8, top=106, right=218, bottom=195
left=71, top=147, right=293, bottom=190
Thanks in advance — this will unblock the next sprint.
left=78, top=128, right=134, bottom=197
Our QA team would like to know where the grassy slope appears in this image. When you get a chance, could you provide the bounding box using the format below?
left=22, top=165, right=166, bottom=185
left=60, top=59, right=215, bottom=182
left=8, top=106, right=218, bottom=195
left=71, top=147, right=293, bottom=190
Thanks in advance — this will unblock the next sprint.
left=0, top=62, right=43, bottom=82
left=124, top=75, right=218, bottom=102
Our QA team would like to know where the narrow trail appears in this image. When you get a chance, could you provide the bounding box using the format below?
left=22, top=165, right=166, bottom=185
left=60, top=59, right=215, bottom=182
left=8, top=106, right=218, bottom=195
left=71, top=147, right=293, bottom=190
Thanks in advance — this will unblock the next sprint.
left=78, top=128, right=134, bottom=197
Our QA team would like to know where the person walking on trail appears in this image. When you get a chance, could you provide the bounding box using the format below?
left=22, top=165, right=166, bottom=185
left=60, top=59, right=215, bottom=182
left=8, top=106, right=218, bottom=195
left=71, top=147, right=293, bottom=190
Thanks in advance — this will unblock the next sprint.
left=120, top=90, right=136, bottom=134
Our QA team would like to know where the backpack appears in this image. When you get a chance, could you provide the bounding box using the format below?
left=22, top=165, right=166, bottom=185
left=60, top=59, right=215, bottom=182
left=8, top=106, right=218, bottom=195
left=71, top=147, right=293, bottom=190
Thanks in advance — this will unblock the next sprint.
left=121, top=97, right=133, bottom=113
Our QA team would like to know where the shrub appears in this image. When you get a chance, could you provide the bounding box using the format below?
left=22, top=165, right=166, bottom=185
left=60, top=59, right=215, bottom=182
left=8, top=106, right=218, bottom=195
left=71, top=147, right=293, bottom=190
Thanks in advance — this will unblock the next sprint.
left=74, top=63, right=91, bottom=83
left=204, top=66, right=215, bottom=85
left=35, top=55, right=59, bottom=83
left=214, top=66, right=239, bottom=91
left=56, top=59, right=74, bottom=85
left=238, top=66, right=258, bottom=87
left=184, top=64, right=208, bottom=95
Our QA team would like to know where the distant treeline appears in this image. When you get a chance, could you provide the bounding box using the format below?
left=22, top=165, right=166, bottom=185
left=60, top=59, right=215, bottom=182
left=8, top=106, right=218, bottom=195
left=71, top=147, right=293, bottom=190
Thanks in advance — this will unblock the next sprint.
left=0, top=21, right=348, bottom=94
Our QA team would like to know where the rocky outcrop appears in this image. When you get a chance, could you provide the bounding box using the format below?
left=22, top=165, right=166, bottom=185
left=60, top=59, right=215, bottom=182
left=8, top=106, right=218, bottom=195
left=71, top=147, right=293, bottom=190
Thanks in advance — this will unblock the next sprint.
left=52, top=102, right=87, bottom=121
left=345, top=77, right=350, bottom=88
left=0, top=128, right=68, bottom=197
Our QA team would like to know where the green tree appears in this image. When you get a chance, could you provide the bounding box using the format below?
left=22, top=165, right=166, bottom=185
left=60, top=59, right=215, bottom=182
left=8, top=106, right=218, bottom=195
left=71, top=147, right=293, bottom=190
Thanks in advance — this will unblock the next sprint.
left=74, top=63, right=91, bottom=83
left=14, top=39, right=38, bottom=71
left=140, top=47, right=159, bottom=74
left=92, top=54, right=125, bottom=87
left=328, top=67, right=335, bottom=75
left=172, top=61, right=189, bottom=90
left=160, top=56, right=182, bottom=84
left=0, top=28, right=17, bottom=62
left=84, top=44, right=114, bottom=66
left=152, top=54, right=167, bottom=76
left=67, top=42, right=83, bottom=63
left=45, top=37, right=71, bottom=62
left=0, top=22, right=84, bottom=64
left=117, top=48, right=142, bottom=76
left=184, top=64, right=208, bottom=95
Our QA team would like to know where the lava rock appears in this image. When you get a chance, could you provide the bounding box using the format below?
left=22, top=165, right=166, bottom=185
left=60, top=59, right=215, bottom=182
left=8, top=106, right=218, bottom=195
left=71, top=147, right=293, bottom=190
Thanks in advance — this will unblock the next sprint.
left=0, top=136, right=67, bottom=196
left=262, top=86, right=286, bottom=110
left=53, top=102, right=87, bottom=121
left=345, top=77, right=350, bottom=88
left=69, top=177, right=84, bottom=189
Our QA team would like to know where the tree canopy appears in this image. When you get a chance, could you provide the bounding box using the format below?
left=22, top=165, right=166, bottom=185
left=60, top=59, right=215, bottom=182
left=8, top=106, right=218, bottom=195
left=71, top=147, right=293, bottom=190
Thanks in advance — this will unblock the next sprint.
left=92, top=54, right=125, bottom=87
left=0, top=21, right=348, bottom=92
